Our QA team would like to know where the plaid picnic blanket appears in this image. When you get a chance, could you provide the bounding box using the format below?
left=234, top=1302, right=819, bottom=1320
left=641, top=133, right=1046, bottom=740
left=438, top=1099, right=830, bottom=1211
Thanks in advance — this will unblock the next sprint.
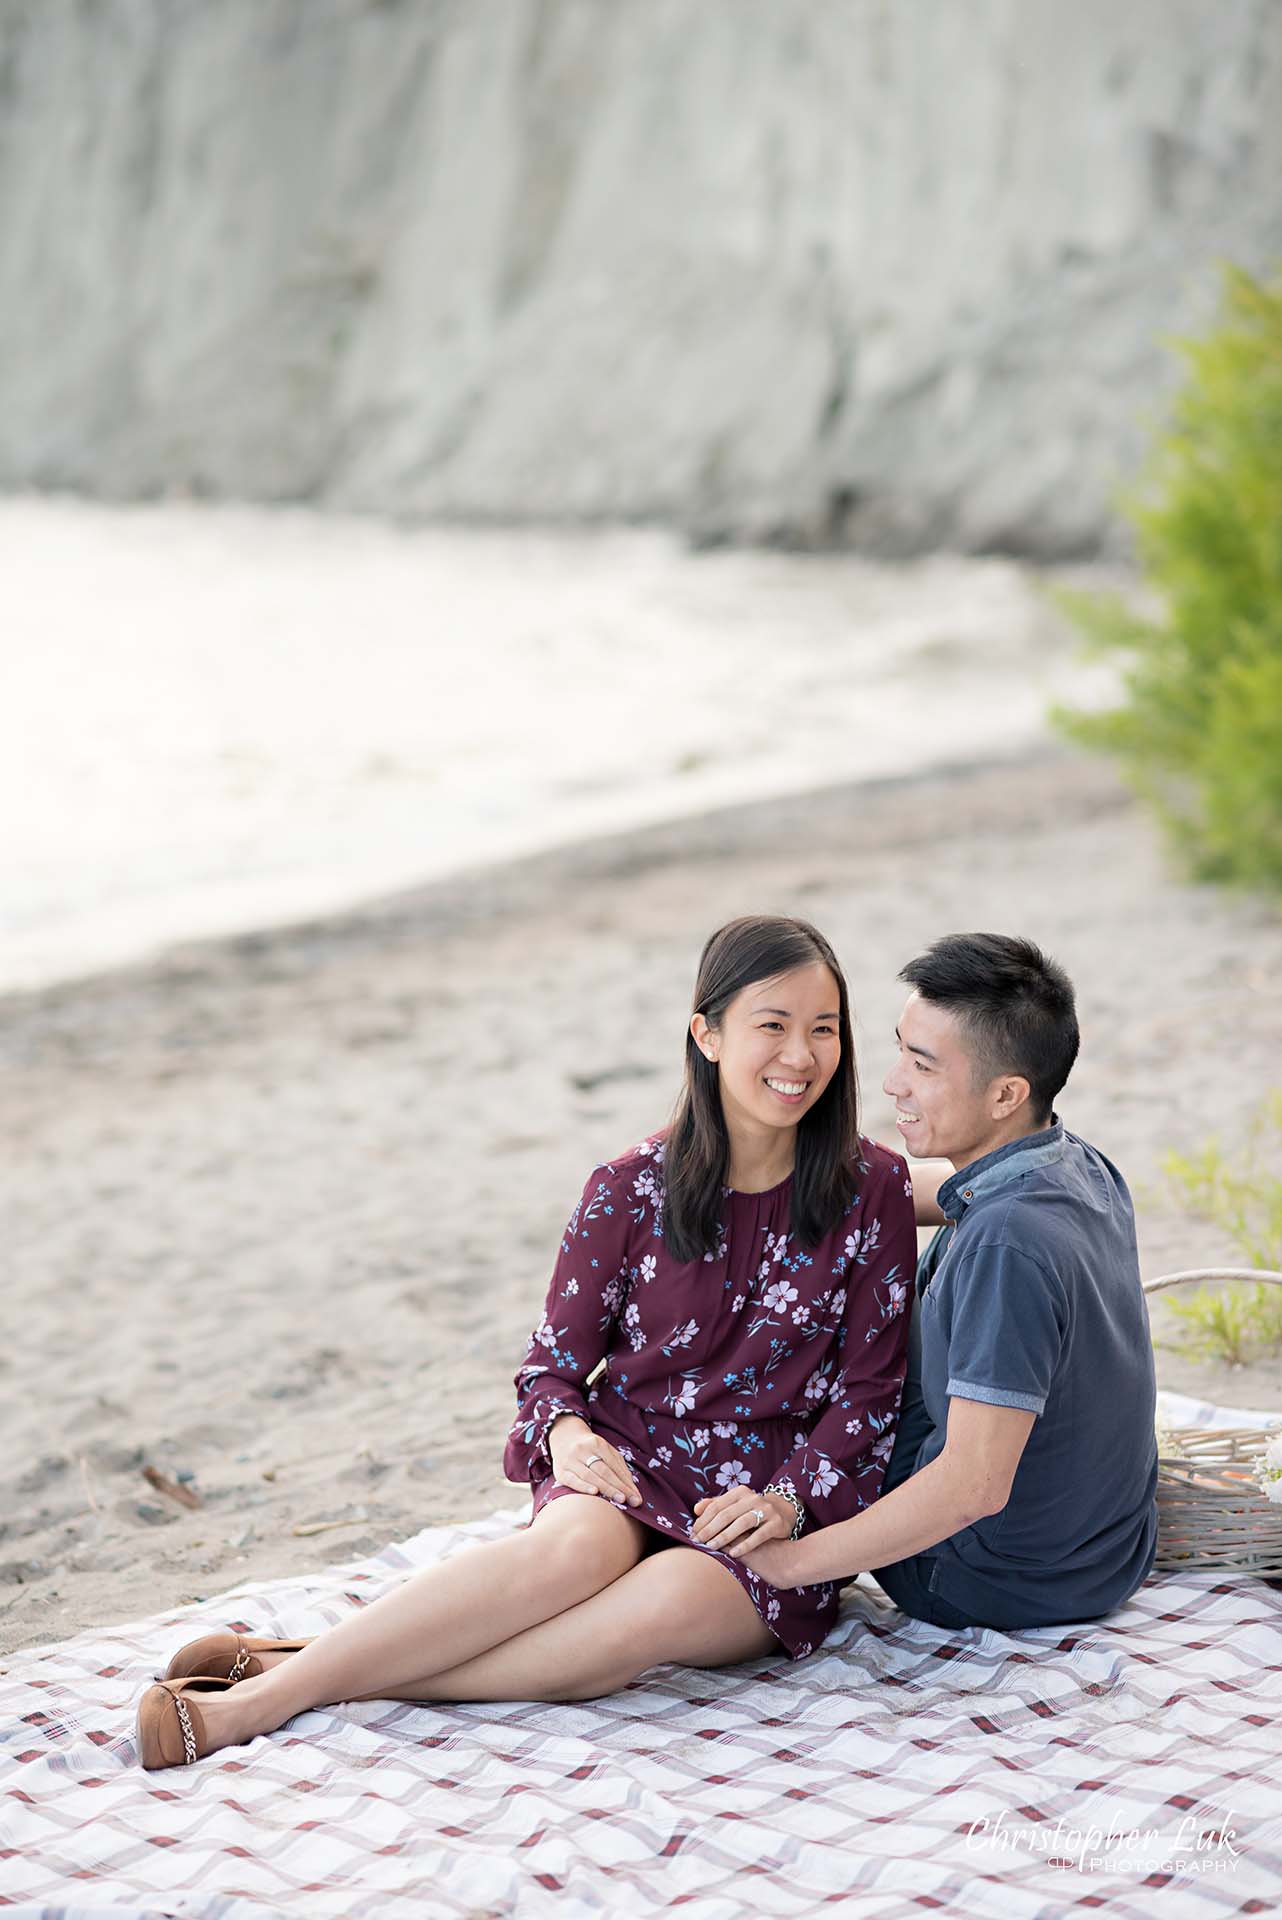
left=3, top=1396, right=1281, bottom=1919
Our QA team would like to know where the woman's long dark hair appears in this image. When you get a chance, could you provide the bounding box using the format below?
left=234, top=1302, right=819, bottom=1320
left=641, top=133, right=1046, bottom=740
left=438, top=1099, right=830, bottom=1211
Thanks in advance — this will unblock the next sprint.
left=662, top=916, right=861, bottom=1262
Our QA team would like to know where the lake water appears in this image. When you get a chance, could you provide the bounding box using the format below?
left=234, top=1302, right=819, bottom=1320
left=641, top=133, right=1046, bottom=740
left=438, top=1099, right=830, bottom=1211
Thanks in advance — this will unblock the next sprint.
left=2, top=496, right=1117, bottom=993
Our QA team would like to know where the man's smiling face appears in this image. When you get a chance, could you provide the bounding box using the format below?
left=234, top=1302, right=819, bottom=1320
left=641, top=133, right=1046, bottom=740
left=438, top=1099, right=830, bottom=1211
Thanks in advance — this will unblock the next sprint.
left=883, top=989, right=1002, bottom=1167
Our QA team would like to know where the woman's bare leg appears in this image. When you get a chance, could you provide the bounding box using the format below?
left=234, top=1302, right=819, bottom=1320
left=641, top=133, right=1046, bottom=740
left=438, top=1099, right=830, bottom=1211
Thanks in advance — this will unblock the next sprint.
left=185, top=1494, right=646, bottom=1751
left=356, top=1545, right=777, bottom=1703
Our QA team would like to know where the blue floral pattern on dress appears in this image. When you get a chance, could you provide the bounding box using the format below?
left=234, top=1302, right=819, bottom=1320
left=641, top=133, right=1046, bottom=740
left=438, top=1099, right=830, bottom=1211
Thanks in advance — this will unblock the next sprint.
left=503, top=1133, right=915, bottom=1661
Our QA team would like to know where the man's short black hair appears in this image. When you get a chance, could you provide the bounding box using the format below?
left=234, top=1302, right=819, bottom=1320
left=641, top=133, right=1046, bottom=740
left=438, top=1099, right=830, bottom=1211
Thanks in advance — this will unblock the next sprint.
left=899, top=933, right=1079, bottom=1124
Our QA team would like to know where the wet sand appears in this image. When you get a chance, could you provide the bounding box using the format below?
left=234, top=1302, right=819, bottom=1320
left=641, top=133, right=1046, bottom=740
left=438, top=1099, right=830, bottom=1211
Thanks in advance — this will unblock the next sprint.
left=4, top=750, right=1281, bottom=1658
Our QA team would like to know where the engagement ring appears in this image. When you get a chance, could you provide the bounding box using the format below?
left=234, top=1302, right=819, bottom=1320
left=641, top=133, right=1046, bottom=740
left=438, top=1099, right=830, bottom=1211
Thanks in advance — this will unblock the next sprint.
left=750, top=1508, right=765, bottom=1527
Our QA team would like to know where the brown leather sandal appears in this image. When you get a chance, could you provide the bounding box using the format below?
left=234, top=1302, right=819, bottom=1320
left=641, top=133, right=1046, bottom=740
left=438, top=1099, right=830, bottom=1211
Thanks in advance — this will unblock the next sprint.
left=136, top=1675, right=236, bottom=1770
left=164, top=1631, right=314, bottom=1684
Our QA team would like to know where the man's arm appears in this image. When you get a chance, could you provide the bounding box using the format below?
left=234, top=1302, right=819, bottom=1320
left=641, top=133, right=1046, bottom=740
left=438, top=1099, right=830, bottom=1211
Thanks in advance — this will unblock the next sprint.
left=907, top=1157, right=952, bottom=1228
left=736, top=1396, right=1035, bottom=1588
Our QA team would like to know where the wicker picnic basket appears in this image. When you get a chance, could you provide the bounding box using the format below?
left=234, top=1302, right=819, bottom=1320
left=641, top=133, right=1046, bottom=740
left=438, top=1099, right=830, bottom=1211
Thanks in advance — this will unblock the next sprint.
left=1144, top=1268, right=1282, bottom=1577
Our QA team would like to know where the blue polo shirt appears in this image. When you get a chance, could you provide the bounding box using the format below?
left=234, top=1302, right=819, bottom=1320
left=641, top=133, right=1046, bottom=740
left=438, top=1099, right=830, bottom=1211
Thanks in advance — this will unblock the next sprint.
left=908, top=1120, right=1158, bottom=1625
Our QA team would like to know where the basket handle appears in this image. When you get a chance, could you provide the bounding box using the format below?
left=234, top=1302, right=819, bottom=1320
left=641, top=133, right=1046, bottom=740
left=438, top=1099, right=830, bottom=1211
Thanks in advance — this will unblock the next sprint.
left=1143, top=1267, right=1282, bottom=1296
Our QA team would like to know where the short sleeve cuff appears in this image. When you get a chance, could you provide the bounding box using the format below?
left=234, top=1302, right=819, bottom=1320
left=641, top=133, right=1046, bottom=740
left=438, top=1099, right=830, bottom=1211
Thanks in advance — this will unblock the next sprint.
left=947, top=1377, right=1046, bottom=1416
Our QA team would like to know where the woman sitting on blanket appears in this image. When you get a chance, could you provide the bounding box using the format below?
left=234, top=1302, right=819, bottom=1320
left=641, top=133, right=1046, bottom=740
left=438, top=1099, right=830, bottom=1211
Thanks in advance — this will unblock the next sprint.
left=138, top=914, right=917, bottom=1769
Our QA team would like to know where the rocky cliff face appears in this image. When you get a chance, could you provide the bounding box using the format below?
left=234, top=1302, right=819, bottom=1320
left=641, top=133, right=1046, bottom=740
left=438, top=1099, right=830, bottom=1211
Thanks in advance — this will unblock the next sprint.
left=2, top=0, right=1280, bottom=555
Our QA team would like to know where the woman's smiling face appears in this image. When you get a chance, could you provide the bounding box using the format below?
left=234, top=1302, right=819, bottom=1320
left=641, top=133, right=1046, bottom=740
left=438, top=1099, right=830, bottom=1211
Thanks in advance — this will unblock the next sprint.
left=693, top=962, right=842, bottom=1140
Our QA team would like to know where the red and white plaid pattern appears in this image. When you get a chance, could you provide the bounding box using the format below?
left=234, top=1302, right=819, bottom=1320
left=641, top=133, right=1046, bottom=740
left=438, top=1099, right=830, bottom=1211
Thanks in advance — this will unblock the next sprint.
left=3, top=1496, right=1281, bottom=1916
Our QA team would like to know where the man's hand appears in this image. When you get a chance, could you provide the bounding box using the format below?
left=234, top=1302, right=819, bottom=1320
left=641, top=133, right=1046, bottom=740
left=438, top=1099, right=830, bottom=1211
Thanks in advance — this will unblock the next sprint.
left=903, top=1156, right=952, bottom=1226
left=692, top=1488, right=796, bottom=1556
left=728, top=1397, right=1040, bottom=1592
left=733, top=1535, right=805, bottom=1588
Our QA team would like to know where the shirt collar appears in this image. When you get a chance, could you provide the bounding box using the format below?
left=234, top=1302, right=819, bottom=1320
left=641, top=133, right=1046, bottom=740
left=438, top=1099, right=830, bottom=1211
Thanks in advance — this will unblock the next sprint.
left=937, top=1116, right=1065, bottom=1217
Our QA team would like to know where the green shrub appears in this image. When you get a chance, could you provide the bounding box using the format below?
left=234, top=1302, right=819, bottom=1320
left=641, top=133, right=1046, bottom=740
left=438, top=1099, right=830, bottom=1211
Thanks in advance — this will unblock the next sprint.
left=1164, top=1089, right=1282, bottom=1273
left=1053, top=264, right=1282, bottom=891
left=1158, top=1284, right=1278, bottom=1369
left=1160, top=1090, right=1282, bottom=1364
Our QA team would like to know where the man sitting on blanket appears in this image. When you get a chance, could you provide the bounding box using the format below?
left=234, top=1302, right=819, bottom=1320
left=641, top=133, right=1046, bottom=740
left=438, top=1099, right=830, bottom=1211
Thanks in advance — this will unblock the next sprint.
left=736, top=932, right=1159, bottom=1630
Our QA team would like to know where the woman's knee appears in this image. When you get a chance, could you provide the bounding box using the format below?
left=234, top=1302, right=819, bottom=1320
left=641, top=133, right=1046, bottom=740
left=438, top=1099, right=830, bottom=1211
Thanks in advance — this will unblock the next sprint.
left=526, top=1494, right=646, bottom=1600
left=560, top=1548, right=777, bottom=1695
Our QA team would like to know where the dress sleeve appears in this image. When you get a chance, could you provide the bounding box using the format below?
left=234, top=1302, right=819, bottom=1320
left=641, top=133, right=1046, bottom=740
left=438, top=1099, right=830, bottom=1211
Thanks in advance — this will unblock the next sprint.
left=769, top=1151, right=916, bottom=1531
left=502, top=1162, right=634, bottom=1485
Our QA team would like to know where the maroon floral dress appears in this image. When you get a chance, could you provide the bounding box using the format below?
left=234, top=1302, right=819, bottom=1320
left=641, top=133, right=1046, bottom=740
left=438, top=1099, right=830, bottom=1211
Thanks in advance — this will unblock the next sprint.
left=503, top=1133, right=916, bottom=1659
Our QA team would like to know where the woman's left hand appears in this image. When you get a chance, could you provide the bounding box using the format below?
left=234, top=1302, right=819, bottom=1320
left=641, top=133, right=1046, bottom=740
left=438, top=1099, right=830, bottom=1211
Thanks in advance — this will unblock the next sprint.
left=692, top=1487, right=795, bottom=1555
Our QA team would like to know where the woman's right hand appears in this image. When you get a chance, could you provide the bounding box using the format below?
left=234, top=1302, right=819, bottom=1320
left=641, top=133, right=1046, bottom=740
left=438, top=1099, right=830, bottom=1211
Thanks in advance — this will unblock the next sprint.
left=548, top=1415, right=643, bottom=1506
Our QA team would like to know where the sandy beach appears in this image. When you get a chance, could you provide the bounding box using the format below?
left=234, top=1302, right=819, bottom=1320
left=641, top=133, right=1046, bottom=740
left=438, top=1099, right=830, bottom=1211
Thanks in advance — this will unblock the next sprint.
left=4, top=750, right=1282, bottom=1661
